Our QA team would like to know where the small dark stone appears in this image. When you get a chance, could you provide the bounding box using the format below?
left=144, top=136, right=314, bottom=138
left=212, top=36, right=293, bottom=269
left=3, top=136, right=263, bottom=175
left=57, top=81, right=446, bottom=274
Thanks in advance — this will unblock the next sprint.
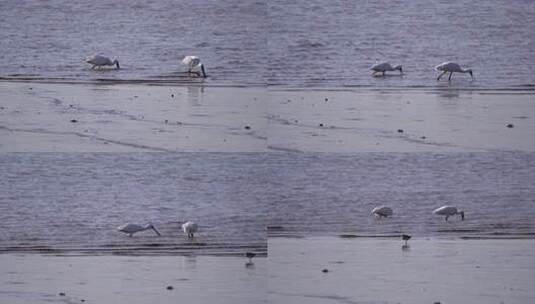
left=171, top=94, right=174, bottom=98
left=166, top=285, right=174, bottom=290
left=81, top=300, right=85, bottom=303
left=420, top=136, right=426, bottom=139
left=397, top=129, right=404, bottom=133
left=59, top=292, right=66, bottom=296
left=164, top=119, right=168, bottom=124
left=134, top=95, right=138, bottom=98
left=244, top=125, right=251, bottom=130
left=506, top=123, right=514, bottom=128
left=319, top=123, right=324, bottom=127
left=325, top=98, right=328, bottom=101
left=70, top=119, right=77, bottom=123
left=322, top=268, right=329, bottom=273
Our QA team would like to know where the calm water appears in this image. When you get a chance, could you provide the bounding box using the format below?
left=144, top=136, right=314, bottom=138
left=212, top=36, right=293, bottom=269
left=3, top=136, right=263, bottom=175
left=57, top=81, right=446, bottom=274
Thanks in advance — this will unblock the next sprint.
left=0, top=153, right=269, bottom=255
left=1, top=0, right=535, bottom=87
left=1, top=152, right=534, bottom=255
left=266, top=152, right=535, bottom=238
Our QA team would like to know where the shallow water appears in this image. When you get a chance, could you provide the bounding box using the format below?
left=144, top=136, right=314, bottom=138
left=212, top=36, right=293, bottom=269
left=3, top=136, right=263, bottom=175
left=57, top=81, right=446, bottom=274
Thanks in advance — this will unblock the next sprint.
left=0, top=153, right=268, bottom=255
left=1, top=0, right=535, bottom=87
left=266, top=152, right=535, bottom=238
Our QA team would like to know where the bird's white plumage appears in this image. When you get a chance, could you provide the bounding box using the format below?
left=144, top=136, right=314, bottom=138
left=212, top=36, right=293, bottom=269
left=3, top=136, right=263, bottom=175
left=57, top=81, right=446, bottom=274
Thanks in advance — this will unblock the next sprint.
left=182, top=56, right=206, bottom=77
left=433, top=205, right=465, bottom=221
left=182, top=221, right=198, bottom=237
left=86, top=55, right=120, bottom=69
left=117, top=223, right=160, bottom=236
left=435, top=62, right=473, bottom=80
left=372, top=206, right=393, bottom=217
left=370, top=62, right=402, bottom=73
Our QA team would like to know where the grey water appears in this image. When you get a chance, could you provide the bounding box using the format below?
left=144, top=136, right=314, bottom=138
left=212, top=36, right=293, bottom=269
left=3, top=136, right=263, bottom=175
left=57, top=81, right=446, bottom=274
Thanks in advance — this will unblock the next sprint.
left=1, top=152, right=534, bottom=255
left=266, top=152, right=535, bottom=238
left=0, top=153, right=269, bottom=255
left=1, top=0, right=535, bottom=88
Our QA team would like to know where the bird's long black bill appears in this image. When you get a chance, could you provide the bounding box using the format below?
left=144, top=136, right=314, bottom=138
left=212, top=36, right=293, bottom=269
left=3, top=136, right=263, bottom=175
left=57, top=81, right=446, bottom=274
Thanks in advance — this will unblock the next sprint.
left=152, top=227, right=161, bottom=236
left=201, top=65, right=206, bottom=78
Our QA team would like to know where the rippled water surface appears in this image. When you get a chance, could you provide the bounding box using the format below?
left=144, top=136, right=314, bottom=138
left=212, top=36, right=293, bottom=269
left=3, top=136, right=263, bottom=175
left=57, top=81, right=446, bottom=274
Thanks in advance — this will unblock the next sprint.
left=1, top=0, right=535, bottom=87
left=0, top=153, right=269, bottom=255
left=267, top=152, right=535, bottom=238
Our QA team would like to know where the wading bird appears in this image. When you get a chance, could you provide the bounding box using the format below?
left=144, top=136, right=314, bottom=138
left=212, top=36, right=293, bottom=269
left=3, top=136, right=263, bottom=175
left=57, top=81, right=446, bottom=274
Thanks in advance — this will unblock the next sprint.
left=370, top=62, right=403, bottom=76
left=435, top=62, right=473, bottom=81
left=401, top=234, right=411, bottom=246
left=182, top=221, right=198, bottom=238
left=372, top=206, right=393, bottom=218
left=246, top=252, right=256, bottom=263
left=86, top=55, right=120, bottom=70
left=182, top=56, right=206, bottom=78
left=117, top=223, right=161, bottom=237
left=433, top=205, right=465, bottom=221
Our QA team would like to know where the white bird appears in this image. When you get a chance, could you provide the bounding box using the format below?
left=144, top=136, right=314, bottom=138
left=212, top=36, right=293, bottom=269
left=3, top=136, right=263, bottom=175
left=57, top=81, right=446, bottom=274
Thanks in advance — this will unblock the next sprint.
left=86, top=55, right=120, bottom=70
left=117, top=223, right=161, bottom=237
left=372, top=206, right=393, bottom=218
left=182, top=56, right=206, bottom=78
left=435, top=62, right=473, bottom=81
left=433, top=205, right=465, bottom=221
left=370, top=62, right=403, bottom=76
left=182, top=221, right=198, bottom=238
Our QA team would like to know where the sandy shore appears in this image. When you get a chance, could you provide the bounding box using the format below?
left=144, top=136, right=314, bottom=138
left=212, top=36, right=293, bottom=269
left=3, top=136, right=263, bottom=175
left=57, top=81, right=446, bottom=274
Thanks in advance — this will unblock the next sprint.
left=268, top=237, right=535, bottom=304
left=0, top=253, right=267, bottom=304
left=1, top=82, right=534, bottom=152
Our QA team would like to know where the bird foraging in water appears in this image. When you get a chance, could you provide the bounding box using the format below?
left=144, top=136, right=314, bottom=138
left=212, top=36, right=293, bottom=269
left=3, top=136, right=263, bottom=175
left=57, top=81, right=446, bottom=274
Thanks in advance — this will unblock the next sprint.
left=117, top=223, right=161, bottom=237
left=182, top=221, right=198, bottom=238
left=401, top=234, right=411, bottom=246
left=182, top=56, right=206, bottom=78
left=371, top=206, right=393, bottom=218
left=86, top=55, right=120, bottom=70
left=435, top=62, right=473, bottom=81
left=433, top=205, right=465, bottom=221
left=370, top=62, right=402, bottom=76
left=246, top=252, right=256, bottom=263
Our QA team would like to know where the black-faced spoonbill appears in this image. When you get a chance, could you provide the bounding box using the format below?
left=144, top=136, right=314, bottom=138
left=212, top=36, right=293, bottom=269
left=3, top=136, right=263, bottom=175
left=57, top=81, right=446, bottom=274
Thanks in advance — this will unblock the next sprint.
left=433, top=205, right=465, bottom=221
left=435, top=62, right=473, bottom=81
left=182, top=221, right=198, bottom=238
left=372, top=206, right=393, bottom=218
left=86, top=55, right=120, bottom=70
left=182, top=56, right=206, bottom=78
left=370, top=62, right=402, bottom=76
left=117, top=223, right=161, bottom=237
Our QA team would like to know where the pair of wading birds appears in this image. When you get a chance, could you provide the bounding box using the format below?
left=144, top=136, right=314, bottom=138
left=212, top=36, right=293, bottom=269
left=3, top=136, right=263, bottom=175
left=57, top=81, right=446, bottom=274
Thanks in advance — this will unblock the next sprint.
left=371, top=61, right=474, bottom=81
left=86, top=54, right=207, bottom=78
left=372, top=205, right=465, bottom=247
left=117, top=221, right=198, bottom=238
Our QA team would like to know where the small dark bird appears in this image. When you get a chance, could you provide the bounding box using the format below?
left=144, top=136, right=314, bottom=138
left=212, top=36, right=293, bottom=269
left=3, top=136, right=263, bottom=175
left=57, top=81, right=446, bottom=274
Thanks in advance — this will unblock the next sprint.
left=246, top=252, right=256, bottom=263
left=401, top=234, right=411, bottom=246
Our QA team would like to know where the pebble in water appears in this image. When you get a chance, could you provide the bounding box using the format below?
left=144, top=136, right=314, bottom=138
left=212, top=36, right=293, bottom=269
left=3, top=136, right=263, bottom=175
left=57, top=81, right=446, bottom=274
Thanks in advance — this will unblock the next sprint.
left=59, top=292, right=66, bottom=296
left=397, top=129, right=404, bottom=133
left=70, top=119, right=77, bottom=123
left=506, top=123, right=514, bottom=128
left=244, top=125, right=251, bottom=130
left=322, top=268, right=329, bottom=273
left=166, top=285, right=174, bottom=290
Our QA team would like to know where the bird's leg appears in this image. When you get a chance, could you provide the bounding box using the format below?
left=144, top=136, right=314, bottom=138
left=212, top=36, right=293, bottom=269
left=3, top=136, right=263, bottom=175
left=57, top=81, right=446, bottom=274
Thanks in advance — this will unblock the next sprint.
left=382, top=71, right=385, bottom=76
left=437, top=71, right=447, bottom=81
left=445, top=215, right=449, bottom=222
left=448, top=72, right=453, bottom=81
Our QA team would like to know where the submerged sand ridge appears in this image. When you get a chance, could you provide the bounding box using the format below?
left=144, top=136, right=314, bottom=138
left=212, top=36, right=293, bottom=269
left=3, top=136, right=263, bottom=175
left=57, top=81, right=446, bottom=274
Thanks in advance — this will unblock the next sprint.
left=1, top=82, right=535, bottom=152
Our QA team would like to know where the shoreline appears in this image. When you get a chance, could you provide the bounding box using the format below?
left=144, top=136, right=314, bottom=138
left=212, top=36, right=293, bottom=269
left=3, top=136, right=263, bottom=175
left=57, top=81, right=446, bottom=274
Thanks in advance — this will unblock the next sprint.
left=1, top=81, right=534, bottom=153
left=269, top=236, right=535, bottom=304
left=0, top=253, right=267, bottom=304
